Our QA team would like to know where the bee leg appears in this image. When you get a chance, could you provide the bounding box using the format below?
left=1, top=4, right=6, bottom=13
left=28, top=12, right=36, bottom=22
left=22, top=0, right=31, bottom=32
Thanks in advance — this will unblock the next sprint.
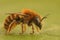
left=5, top=28, right=9, bottom=34
left=7, top=20, right=16, bottom=34
left=24, top=24, right=26, bottom=33
left=21, top=23, right=24, bottom=34
left=21, top=23, right=26, bottom=34
left=36, top=27, right=39, bottom=32
left=32, top=25, right=34, bottom=33
left=30, top=24, right=34, bottom=34
left=6, top=27, right=12, bottom=34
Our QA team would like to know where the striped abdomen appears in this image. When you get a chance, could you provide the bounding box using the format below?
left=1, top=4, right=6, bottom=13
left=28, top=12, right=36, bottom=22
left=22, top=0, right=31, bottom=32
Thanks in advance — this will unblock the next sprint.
left=4, top=13, right=20, bottom=30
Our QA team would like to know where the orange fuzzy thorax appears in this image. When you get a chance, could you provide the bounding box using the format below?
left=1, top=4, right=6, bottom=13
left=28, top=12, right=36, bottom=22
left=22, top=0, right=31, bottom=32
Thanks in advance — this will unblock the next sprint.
left=21, top=9, right=42, bottom=21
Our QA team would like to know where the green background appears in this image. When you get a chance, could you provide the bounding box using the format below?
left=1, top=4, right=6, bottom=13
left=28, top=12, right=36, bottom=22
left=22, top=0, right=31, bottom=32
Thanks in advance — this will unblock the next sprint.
left=0, top=0, right=60, bottom=40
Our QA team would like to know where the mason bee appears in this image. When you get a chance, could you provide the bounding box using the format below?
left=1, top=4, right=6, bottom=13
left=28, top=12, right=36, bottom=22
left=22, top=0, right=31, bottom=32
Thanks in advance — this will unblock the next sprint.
left=4, top=9, right=48, bottom=34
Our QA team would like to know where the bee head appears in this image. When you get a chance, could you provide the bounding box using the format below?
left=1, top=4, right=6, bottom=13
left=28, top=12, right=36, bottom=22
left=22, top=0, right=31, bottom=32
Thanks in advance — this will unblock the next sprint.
left=33, top=16, right=42, bottom=30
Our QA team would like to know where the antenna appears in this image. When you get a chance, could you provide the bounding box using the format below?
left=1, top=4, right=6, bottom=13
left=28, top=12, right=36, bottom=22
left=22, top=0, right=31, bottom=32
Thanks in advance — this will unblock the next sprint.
left=41, top=14, right=50, bottom=21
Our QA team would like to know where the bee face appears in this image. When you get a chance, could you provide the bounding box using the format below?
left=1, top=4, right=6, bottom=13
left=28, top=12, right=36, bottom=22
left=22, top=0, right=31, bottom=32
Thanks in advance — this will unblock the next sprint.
left=33, top=16, right=42, bottom=30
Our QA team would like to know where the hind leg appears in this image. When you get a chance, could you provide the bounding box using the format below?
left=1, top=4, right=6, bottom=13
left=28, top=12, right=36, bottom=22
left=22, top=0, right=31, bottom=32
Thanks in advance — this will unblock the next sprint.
left=6, top=20, right=17, bottom=34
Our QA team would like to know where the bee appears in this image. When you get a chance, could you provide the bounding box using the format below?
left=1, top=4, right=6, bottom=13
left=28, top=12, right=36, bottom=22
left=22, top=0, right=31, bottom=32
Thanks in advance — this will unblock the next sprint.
left=4, top=9, right=48, bottom=34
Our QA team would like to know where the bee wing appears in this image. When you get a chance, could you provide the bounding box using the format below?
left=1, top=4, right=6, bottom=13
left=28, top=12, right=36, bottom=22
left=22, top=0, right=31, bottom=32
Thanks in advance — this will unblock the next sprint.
left=5, top=12, right=29, bottom=17
left=5, top=12, right=21, bottom=15
left=18, top=12, right=30, bottom=17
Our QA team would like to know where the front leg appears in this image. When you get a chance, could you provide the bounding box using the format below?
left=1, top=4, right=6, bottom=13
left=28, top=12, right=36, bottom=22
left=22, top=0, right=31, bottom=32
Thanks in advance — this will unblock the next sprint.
left=28, top=21, right=34, bottom=34
left=36, top=26, right=40, bottom=32
left=29, top=24, right=34, bottom=34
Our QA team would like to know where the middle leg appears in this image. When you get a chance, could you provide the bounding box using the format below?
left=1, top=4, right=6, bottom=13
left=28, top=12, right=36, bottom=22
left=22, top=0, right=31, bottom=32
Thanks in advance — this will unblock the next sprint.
left=21, top=23, right=26, bottom=34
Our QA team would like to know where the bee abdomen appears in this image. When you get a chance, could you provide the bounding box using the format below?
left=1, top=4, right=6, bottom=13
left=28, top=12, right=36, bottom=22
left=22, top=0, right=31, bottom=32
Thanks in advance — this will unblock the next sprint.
left=4, top=14, right=15, bottom=30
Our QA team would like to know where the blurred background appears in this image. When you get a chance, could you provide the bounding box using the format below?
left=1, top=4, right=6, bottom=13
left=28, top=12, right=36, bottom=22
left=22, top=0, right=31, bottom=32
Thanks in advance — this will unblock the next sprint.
left=0, top=0, right=60, bottom=40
